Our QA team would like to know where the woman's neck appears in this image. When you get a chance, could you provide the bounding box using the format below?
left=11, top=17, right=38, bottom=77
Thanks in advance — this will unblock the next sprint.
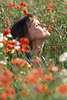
left=31, top=39, right=45, bottom=56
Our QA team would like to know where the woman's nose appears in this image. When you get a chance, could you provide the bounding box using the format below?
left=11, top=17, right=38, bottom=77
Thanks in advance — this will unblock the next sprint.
left=46, top=31, right=50, bottom=37
left=43, top=27, right=51, bottom=37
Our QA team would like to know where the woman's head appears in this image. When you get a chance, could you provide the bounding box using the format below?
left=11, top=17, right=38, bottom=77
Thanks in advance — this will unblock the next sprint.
left=11, top=14, right=35, bottom=40
left=27, top=18, right=50, bottom=40
left=11, top=14, right=50, bottom=42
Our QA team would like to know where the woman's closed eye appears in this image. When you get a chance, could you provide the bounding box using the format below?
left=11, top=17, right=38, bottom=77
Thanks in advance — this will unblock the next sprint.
left=35, top=23, right=45, bottom=28
left=35, top=23, right=41, bottom=27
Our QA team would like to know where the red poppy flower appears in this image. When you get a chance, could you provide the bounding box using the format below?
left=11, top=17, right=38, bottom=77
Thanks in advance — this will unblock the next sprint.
left=47, top=27, right=52, bottom=31
left=21, top=9, right=29, bottom=15
left=19, top=38, right=29, bottom=53
left=11, top=58, right=27, bottom=68
left=5, top=88, right=15, bottom=98
left=51, top=46, right=57, bottom=52
left=0, top=70, right=13, bottom=87
left=56, top=84, right=67, bottom=96
left=0, top=92, right=7, bottom=100
left=46, top=3, right=54, bottom=11
left=43, top=73, right=53, bottom=82
left=3, top=28, right=11, bottom=36
left=7, top=3, right=15, bottom=8
left=48, top=65, right=58, bottom=72
left=24, top=68, right=43, bottom=84
left=17, top=5, right=22, bottom=9
left=21, top=90, right=29, bottom=96
left=20, top=1, right=28, bottom=7
left=50, top=19, right=55, bottom=23
left=19, top=38, right=29, bottom=45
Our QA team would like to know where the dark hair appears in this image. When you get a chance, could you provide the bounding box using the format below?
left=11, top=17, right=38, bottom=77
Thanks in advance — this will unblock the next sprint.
left=11, top=14, right=34, bottom=40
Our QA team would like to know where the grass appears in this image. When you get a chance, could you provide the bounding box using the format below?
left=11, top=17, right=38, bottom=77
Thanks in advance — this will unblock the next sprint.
left=0, top=0, right=67, bottom=100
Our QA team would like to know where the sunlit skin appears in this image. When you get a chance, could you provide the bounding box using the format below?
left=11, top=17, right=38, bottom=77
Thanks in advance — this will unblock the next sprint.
left=27, top=18, right=50, bottom=55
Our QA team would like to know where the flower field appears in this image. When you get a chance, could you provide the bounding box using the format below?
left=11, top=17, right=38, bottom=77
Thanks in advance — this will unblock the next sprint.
left=0, top=0, right=67, bottom=100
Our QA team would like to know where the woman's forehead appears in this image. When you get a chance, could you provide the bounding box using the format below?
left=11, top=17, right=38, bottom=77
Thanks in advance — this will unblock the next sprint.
left=33, top=18, right=40, bottom=24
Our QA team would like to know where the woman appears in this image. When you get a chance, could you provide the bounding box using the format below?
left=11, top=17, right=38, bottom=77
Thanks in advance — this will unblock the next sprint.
left=11, top=14, right=50, bottom=63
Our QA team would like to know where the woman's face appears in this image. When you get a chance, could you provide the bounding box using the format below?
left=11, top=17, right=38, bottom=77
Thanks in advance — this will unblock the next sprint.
left=28, top=18, right=50, bottom=40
